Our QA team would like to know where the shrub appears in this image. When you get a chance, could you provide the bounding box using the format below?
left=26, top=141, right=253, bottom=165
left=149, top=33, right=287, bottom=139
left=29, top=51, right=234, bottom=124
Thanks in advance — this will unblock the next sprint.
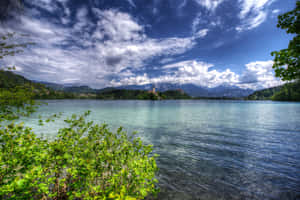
left=0, top=86, right=37, bottom=122
left=0, top=111, right=158, bottom=200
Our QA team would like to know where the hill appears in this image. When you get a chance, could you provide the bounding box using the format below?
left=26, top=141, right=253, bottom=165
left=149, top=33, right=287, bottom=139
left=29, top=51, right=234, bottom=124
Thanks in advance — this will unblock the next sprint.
left=246, top=81, right=300, bottom=101
left=39, top=81, right=254, bottom=98
left=4, top=71, right=299, bottom=101
left=0, top=70, right=39, bottom=89
left=96, top=89, right=191, bottom=100
left=39, top=81, right=98, bottom=94
left=118, top=83, right=253, bottom=98
left=0, top=71, right=191, bottom=100
left=0, top=71, right=91, bottom=99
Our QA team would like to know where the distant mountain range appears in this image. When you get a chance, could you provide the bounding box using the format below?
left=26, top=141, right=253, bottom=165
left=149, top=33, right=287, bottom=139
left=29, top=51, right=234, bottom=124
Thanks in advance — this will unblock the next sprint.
left=39, top=80, right=300, bottom=101
left=38, top=81, right=98, bottom=93
left=3, top=71, right=299, bottom=101
left=40, top=81, right=254, bottom=98
left=117, top=83, right=254, bottom=98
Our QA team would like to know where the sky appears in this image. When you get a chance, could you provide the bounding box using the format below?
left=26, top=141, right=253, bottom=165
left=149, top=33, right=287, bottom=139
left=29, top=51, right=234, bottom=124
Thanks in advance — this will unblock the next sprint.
left=0, top=0, right=297, bottom=90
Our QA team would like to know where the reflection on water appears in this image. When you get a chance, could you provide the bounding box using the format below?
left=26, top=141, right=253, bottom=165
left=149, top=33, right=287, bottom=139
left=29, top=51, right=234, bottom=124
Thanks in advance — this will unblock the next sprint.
left=20, top=100, right=300, bottom=200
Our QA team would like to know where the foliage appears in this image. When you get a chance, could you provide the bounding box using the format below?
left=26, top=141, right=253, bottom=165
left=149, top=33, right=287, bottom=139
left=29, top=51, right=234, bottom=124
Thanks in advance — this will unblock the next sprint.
left=0, top=85, right=37, bottom=122
left=0, top=32, right=159, bottom=199
left=0, top=78, right=159, bottom=200
left=271, top=81, right=300, bottom=101
left=246, top=81, right=300, bottom=101
left=246, top=86, right=283, bottom=100
left=159, top=90, right=191, bottom=100
left=97, top=89, right=149, bottom=100
left=96, top=89, right=191, bottom=100
left=0, top=70, right=97, bottom=99
left=0, top=111, right=159, bottom=199
left=271, top=1, right=300, bottom=81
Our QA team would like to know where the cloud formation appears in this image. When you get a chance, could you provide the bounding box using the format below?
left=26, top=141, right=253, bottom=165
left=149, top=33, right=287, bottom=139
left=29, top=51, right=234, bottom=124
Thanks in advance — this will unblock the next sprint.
left=236, top=0, right=274, bottom=32
left=239, top=60, right=282, bottom=89
left=111, top=60, right=282, bottom=90
left=126, top=0, right=136, bottom=8
left=1, top=6, right=198, bottom=88
left=194, top=0, right=224, bottom=11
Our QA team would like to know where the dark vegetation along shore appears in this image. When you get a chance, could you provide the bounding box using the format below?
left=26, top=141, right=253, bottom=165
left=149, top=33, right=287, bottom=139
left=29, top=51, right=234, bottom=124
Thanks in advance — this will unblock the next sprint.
left=245, top=81, right=300, bottom=101
left=1, top=70, right=300, bottom=101
left=0, top=70, right=193, bottom=100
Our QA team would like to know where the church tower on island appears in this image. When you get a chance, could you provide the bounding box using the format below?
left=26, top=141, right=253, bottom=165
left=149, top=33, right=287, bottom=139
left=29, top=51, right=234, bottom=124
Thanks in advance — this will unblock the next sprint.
left=152, top=86, right=156, bottom=94
left=148, top=84, right=157, bottom=95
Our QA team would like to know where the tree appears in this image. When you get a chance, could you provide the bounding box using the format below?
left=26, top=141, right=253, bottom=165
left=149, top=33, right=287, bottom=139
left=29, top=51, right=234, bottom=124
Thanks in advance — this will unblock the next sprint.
left=271, top=1, right=300, bottom=81
left=0, top=33, right=37, bottom=121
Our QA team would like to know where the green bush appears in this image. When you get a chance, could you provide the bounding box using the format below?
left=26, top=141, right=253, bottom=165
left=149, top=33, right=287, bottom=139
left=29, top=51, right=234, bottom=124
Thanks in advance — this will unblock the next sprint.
left=0, top=111, right=158, bottom=200
left=1, top=33, right=159, bottom=199
left=0, top=86, right=37, bottom=122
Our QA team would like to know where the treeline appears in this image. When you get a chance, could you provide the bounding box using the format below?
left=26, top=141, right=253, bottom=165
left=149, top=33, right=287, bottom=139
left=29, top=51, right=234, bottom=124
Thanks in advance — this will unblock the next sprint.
left=97, top=89, right=191, bottom=100
left=0, top=70, right=96, bottom=99
left=1, top=71, right=191, bottom=100
left=3, top=70, right=300, bottom=101
left=194, top=96, right=240, bottom=100
left=246, top=81, right=300, bottom=101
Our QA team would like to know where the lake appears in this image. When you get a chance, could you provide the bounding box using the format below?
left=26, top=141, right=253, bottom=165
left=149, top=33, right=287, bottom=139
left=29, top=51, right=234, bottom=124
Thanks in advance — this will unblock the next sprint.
left=20, top=100, right=300, bottom=200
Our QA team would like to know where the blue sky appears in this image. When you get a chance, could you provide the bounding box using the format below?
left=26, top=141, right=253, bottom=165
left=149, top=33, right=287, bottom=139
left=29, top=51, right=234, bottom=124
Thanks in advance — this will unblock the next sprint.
left=0, top=0, right=297, bottom=89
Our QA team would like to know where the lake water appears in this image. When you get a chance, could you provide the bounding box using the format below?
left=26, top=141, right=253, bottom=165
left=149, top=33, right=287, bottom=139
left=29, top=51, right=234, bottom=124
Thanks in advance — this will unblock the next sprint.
left=20, top=100, right=300, bottom=200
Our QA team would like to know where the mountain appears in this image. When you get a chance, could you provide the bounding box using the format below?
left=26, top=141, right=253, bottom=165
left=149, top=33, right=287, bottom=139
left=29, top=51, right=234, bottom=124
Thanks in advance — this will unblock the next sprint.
left=246, top=81, right=300, bottom=101
left=2, top=71, right=256, bottom=99
left=37, top=81, right=98, bottom=93
left=37, top=80, right=254, bottom=98
left=207, top=84, right=253, bottom=98
left=118, top=83, right=253, bottom=98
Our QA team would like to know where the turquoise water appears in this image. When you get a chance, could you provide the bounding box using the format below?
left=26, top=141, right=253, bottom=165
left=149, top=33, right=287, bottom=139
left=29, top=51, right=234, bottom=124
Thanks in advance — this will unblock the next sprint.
left=20, top=100, right=300, bottom=200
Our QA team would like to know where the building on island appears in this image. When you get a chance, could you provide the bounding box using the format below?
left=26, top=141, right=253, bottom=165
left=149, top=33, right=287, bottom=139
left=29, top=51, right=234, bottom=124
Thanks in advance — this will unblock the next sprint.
left=148, top=85, right=157, bottom=95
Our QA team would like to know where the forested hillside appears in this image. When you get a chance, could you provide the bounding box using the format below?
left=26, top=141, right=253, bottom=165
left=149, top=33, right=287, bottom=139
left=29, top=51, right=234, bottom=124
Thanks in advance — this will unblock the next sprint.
left=1, top=71, right=191, bottom=100
left=247, top=81, right=300, bottom=101
left=0, top=70, right=81, bottom=99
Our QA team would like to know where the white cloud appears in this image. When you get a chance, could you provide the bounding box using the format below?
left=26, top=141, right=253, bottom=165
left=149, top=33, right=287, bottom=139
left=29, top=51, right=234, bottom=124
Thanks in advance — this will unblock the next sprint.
left=239, top=60, right=282, bottom=90
left=191, top=14, right=210, bottom=38
left=194, top=0, right=224, bottom=11
left=272, top=9, right=280, bottom=14
left=236, top=0, right=275, bottom=32
left=159, top=57, right=176, bottom=64
left=192, top=13, right=202, bottom=34
left=178, top=0, right=187, bottom=10
left=195, top=28, right=209, bottom=38
left=111, top=60, right=283, bottom=90
left=27, top=0, right=58, bottom=12
left=73, top=7, right=91, bottom=32
left=111, top=60, right=240, bottom=87
left=127, top=0, right=136, bottom=8
left=191, top=13, right=219, bottom=38
left=92, top=9, right=144, bottom=42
